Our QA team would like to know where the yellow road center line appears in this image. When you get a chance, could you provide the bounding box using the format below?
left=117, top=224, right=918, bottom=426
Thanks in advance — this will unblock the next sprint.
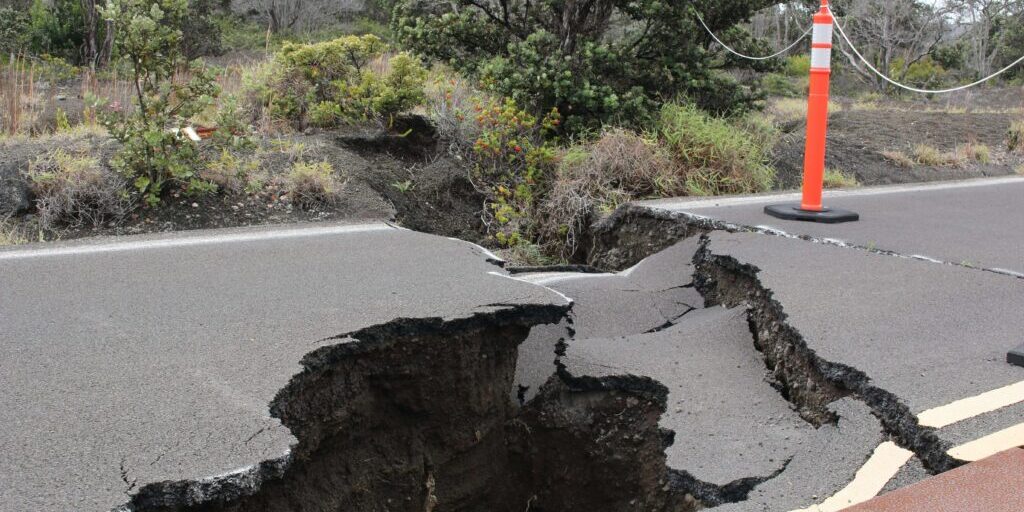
left=790, top=441, right=914, bottom=512
left=918, top=380, right=1024, bottom=429
left=948, top=422, right=1024, bottom=462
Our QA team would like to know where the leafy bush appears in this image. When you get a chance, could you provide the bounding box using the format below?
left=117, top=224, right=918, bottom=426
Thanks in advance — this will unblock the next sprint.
left=286, top=160, right=342, bottom=208
left=248, top=35, right=427, bottom=128
left=761, top=73, right=803, bottom=98
left=467, top=98, right=560, bottom=247
left=181, top=0, right=225, bottom=59
left=0, top=8, right=31, bottom=54
left=394, top=0, right=774, bottom=132
left=98, top=0, right=221, bottom=206
left=27, top=0, right=87, bottom=62
left=783, top=55, right=810, bottom=77
left=894, top=57, right=947, bottom=89
left=200, top=149, right=264, bottom=194
left=23, top=148, right=130, bottom=228
left=657, top=103, right=774, bottom=196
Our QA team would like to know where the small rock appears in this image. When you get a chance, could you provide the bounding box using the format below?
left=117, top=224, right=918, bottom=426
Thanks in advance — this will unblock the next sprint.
left=191, top=202, right=199, bottom=208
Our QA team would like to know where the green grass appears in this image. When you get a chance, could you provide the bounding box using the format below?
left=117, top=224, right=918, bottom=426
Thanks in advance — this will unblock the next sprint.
left=822, top=168, right=859, bottom=189
left=658, top=103, right=774, bottom=196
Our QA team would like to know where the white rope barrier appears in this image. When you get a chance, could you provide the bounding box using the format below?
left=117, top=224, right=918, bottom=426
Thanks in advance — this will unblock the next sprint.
left=695, top=11, right=812, bottom=61
left=829, top=6, right=1024, bottom=94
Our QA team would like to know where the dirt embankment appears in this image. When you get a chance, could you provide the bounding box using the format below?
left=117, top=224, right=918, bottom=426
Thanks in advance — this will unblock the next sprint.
left=0, top=118, right=488, bottom=245
left=773, top=109, right=1023, bottom=188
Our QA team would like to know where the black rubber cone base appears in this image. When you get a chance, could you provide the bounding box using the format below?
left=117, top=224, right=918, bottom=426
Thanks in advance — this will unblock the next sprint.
left=1009, top=344, right=1024, bottom=368
left=764, top=203, right=859, bottom=224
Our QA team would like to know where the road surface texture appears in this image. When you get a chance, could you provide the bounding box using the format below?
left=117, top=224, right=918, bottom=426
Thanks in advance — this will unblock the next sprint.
left=0, top=223, right=570, bottom=511
left=6, top=175, right=1024, bottom=511
left=638, top=176, right=1024, bottom=276
left=562, top=175, right=1024, bottom=510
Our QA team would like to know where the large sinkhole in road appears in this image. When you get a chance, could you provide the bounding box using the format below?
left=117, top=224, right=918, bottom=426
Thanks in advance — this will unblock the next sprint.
left=123, top=225, right=892, bottom=512
left=126, top=308, right=693, bottom=512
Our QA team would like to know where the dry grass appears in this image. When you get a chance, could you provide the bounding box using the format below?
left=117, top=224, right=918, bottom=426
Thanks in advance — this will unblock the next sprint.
left=880, top=150, right=916, bottom=168
left=957, top=142, right=991, bottom=164
left=1016, top=164, right=1024, bottom=176
left=0, top=219, right=28, bottom=246
left=23, top=148, right=131, bottom=229
left=767, top=97, right=841, bottom=125
left=285, top=160, right=343, bottom=209
left=1009, top=121, right=1024, bottom=153
left=912, top=144, right=960, bottom=166
left=424, top=71, right=485, bottom=149
left=538, top=129, right=676, bottom=258
left=822, top=168, right=860, bottom=189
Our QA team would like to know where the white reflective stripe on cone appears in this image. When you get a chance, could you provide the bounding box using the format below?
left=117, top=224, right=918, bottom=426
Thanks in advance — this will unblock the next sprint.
left=811, top=48, right=832, bottom=69
left=812, top=23, right=833, bottom=44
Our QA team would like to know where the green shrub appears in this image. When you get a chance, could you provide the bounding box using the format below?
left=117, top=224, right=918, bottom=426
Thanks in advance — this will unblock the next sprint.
left=309, top=101, right=344, bottom=127
left=23, top=148, right=130, bottom=228
left=394, top=0, right=773, bottom=133
left=250, top=34, right=427, bottom=128
left=98, top=0, right=221, bottom=206
left=286, top=160, right=342, bottom=208
left=895, top=57, right=947, bottom=89
left=657, top=103, right=774, bottom=196
left=0, top=8, right=31, bottom=54
left=181, top=0, right=224, bottom=59
left=200, top=149, right=264, bottom=194
left=27, top=0, right=87, bottom=62
left=783, top=55, right=810, bottom=77
left=468, top=98, right=560, bottom=247
left=761, top=73, right=803, bottom=98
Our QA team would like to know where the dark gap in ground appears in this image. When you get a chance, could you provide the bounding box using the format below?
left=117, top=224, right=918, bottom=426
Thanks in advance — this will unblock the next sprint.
left=119, top=305, right=695, bottom=512
left=692, top=235, right=961, bottom=473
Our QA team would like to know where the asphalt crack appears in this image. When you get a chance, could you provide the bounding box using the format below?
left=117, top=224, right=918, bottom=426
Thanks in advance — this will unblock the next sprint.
left=693, top=234, right=961, bottom=473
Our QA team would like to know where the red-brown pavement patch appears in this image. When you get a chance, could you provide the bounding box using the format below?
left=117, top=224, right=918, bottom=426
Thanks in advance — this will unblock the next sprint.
left=843, top=447, right=1024, bottom=512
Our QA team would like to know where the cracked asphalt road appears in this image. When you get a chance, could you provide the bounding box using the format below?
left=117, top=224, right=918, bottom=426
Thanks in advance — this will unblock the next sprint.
left=0, top=222, right=568, bottom=512
left=563, top=306, right=818, bottom=491
left=701, top=231, right=1024, bottom=440
left=640, top=176, right=1024, bottom=275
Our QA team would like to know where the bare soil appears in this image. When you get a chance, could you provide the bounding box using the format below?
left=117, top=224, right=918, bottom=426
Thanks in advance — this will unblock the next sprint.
left=773, top=108, right=1023, bottom=189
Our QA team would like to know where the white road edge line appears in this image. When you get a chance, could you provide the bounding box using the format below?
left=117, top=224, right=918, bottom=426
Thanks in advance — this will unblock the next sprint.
left=0, top=223, right=396, bottom=261
left=489, top=272, right=575, bottom=306
left=918, top=380, right=1024, bottom=429
left=790, top=442, right=914, bottom=512
left=948, top=423, right=1024, bottom=462
left=514, top=272, right=616, bottom=286
left=642, top=176, right=1024, bottom=210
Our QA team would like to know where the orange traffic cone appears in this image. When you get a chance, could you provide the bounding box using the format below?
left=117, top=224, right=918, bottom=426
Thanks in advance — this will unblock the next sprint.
left=765, top=0, right=859, bottom=224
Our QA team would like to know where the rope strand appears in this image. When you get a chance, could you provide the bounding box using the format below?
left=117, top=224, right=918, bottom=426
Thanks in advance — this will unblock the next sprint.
left=829, top=6, right=1024, bottom=94
left=695, top=11, right=812, bottom=61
